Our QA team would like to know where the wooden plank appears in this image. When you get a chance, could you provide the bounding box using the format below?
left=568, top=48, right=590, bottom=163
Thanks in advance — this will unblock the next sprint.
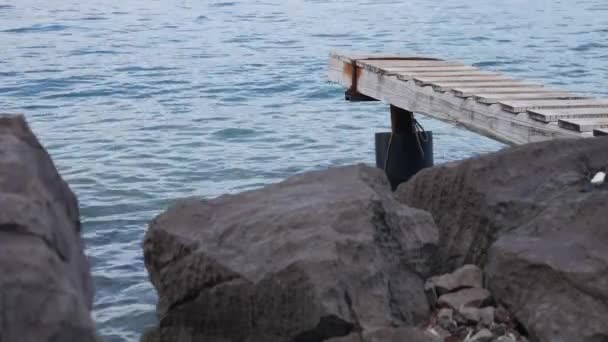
left=327, top=53, right=582, bottom=144
left=358, top=61, right=464, bottom=74
left=383, top=66, right=479, bottom=72
left=528, top=107, right=608, bottom=122
left=501, top=99, right=608, bottom=113
left=329, top=51, right=421, bottom=63
left=397, top=71, right=501, bottom=80
left=361, top=60, right=459, bottom=68
left=327, top=52, right=592, bottom=144
left=452, top=86, right=549, bottom=97
left=359, top=61, right=467, bottom=75
left=594, top=128, right=608, bottom=136
left=413, top=76, right=516, bottom=86
left=474, top=92, right=585, bottom=104
left=327, top=55, right=353, bottom=88
left=432, top=82, right=543, bottom=92
left=558, top=118, right=608, bottom=132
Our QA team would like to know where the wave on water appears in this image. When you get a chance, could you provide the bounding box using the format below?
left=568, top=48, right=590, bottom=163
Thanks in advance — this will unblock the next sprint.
left=2, top=24, right=70, bottom=33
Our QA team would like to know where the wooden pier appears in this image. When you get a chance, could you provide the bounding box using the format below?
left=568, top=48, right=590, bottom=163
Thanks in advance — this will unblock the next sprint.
left=328, top=52, right=608, bottom=145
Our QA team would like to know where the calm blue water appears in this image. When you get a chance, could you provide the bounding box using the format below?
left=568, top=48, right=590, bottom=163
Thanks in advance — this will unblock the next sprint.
left=1, top=0, right=607, bottom=340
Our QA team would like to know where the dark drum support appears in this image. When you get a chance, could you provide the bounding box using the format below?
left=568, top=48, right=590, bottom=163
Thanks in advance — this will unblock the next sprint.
left=375, top=105, right=434, bottom=190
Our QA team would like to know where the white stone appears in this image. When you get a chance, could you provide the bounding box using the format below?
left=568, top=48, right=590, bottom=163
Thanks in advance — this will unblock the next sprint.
left=438, top=288, right=491, bottom=310
left=425, top=264, right=483, bottom=295
left=591, top=171, right=606, bottom=185
left=495, top=333, right=517, bottom=342
left=469, top=328, right=494, bottom=342
left=426, top=326, right=451, bottom=339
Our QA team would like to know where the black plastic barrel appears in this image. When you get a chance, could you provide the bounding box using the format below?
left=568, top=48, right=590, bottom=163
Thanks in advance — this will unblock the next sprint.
left=375, top=131, right=433, bottom=190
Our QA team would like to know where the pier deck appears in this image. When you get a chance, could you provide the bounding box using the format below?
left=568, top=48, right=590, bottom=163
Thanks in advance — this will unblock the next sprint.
left=328, top=52, right=608, bottom=144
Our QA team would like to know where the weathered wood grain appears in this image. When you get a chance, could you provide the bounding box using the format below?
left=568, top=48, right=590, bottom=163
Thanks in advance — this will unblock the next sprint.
left=413, top=75, right=515, bottom=86
left=594, top=128, right=608, bottom=136
left=360, top=60, right=458, bottom=67
left=501, top=99, right=608, bottom=113
left=327, top=52, right=602, bottom=144
left=358, top=60, right=464, bottom=74
left=329, top=51, right=421, bottom=63
left=474, top=92, right=584, bottom=104
left=429, top=81, right=542, bottom=92
left=528, top=107, right=608, bottom=122
left=327, top=53, right=581, bottom=144
left=383, top=66, right=479, bottom=73
left=558, top=118, right=608, bottom=132
left=396, top=71, right=501, bottom=80
left=452, top=86, right=549, bottom=97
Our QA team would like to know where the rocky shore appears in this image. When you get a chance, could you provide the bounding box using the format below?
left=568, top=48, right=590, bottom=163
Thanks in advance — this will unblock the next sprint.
left=424, top=265, right=527, bottom=341
left=141, top=133, right=608, bottom=342
left=0, top=116, right=98, bottom=341
left=1, top=114, right=607, bottom=342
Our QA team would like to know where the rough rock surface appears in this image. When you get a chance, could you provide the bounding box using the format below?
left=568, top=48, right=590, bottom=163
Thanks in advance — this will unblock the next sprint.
left=437, top=288, right=492, bottom=311
left=327, top=327, right=440, bottom=342
left=469, top=328, right=493, bottom=342
left=0, top=115, right=97, bottom=341
left=143, top=164, right=439, bottom=342
left=425, top=264, right=483, bottom=295
left=397, top=137, right=608, bottom=342
left=424, top=266, right=527, bottom=342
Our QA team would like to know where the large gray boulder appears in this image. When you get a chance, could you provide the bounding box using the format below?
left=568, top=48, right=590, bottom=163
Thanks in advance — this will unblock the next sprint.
left=0, top=115, right=97, bottom=341
left=327, top=327, right=440, bottom=342
left=396, top=137, right=608, bottom=342
left=143, top=164, right=439, bottom=342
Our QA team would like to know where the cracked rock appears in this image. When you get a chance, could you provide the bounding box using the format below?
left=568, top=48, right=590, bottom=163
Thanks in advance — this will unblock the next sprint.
left=142, top=164, right=439, bottom=341
left=398, top=136, right=608, bottom=341
left=0, top=115, right=97, bottom=342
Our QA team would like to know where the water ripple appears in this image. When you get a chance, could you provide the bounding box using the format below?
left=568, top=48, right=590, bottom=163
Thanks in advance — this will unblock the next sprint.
left=2, top=24, right=70, bottom=33
left=1, top=0, right=607, bottom=341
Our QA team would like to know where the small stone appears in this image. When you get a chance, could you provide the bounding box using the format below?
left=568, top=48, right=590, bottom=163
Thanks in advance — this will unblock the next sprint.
left=479, top=307, right=495, bottom=326
left=494, top=306, right=511, bottom=324
left=437, top=288, right=492, bottom=310
left=425, top=264, right=483, bottom=295
left=458, top=307, right=481, bottom=323
left=453, top=310, right=470, bottom=325
left=591, top=171, right=606, bottom=185
left=445, top=335, right=464, bottom=342
left=495, top=333, right=517, bottom=342
left=426, top=325, right=451, bottom=340
left=362, top=327, right=443, bottom=342
left=469, top=328, right=493, bottom=342
left=437, top=308, right=455, bottom=330
left=448, top=325, right=470, bottom=337
left=490, top=323, right=507, bottom=336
